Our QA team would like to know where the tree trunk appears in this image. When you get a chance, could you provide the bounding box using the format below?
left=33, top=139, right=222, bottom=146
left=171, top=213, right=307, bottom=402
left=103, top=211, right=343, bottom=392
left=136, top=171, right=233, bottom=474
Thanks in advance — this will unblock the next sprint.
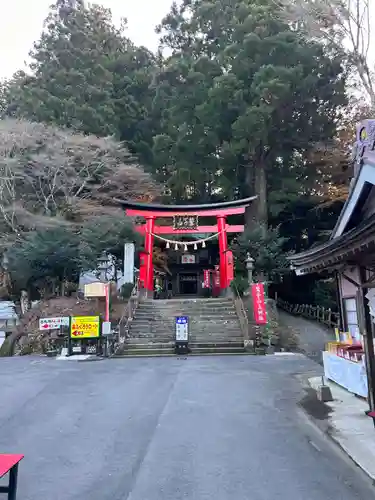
left=245, top=156, right=268, bottom=235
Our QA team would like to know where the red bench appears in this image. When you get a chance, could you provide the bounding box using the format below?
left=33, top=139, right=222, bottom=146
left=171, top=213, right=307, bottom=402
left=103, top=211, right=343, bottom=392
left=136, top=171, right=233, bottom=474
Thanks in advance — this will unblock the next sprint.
left=0, top=455, right=24, bottom=500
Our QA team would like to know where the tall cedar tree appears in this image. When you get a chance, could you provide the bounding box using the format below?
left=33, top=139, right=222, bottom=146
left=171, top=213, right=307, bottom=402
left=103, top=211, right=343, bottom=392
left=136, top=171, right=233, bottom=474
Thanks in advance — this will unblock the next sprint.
left=154, top=0, right=347, bottom=230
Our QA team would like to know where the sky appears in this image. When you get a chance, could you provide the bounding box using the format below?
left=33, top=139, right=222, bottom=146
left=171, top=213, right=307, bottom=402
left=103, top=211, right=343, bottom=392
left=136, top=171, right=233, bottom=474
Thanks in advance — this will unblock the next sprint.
left=0, top=0, right=374, bottom=81
left=0, top=0, right=175, bottom=79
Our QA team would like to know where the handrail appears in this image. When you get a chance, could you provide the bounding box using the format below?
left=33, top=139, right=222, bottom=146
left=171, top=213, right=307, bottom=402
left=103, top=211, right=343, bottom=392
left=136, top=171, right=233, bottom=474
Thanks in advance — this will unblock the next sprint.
left=231, top=281, right=250, bottom=346
left=277, top=297, right=340, bottom=329
left=117, top=278, right=144, bottom=345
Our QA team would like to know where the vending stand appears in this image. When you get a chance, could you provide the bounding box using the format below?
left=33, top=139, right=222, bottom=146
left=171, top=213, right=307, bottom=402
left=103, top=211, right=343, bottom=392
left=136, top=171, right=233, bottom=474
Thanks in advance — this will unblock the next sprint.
left=323, top=338, right=368, bottom=398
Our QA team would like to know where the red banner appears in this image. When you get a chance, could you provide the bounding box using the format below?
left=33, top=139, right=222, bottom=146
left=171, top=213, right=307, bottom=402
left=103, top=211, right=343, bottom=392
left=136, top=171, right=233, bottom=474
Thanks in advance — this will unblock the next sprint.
left=251, top=283, right=267, bottom=325
left=203, top=270, right=210, bottom=288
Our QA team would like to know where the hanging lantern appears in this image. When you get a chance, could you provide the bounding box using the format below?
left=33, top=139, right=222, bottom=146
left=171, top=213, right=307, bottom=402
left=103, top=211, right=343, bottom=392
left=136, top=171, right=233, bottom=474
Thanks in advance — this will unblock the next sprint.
left=194, top=243, right=197, bottom=250
left=184, top=244, right=188, bottom=251
left=174, top=243, right=179, bottom=251
left=166, top=241, right=170, bottom=249
left=202, top=241, right=206, bottom=248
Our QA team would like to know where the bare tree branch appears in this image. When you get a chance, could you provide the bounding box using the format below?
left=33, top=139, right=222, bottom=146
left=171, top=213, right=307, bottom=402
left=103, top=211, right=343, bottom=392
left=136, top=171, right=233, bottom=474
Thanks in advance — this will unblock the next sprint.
left=277, top=0, right=375, bottom=108
left=0, top=118, right=160, bottom=243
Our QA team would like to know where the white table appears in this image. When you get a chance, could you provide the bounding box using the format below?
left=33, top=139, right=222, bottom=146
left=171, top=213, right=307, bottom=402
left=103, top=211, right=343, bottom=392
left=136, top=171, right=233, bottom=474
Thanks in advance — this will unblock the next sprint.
left=323, top=351, right=368, bottom=398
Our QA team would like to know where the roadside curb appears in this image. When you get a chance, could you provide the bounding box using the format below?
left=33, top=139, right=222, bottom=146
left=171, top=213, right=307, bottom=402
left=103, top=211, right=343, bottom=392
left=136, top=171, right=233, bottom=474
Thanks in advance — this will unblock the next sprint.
left=304, top=377, right=375, bottom=483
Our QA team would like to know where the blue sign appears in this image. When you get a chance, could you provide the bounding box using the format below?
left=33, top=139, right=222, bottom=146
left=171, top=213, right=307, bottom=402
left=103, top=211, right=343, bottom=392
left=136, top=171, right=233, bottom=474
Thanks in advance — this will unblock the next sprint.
left=176, top=316, right=188, bottom=325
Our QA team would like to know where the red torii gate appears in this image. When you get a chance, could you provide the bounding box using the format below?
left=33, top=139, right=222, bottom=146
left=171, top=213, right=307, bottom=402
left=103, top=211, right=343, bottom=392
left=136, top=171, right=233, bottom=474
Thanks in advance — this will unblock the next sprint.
left=116, top=197, right=256, bottom=295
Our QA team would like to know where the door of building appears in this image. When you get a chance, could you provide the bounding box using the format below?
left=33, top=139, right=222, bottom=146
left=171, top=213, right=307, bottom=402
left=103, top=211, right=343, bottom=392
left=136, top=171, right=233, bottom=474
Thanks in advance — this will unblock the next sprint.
left=179, top=273, right=198, bottom=295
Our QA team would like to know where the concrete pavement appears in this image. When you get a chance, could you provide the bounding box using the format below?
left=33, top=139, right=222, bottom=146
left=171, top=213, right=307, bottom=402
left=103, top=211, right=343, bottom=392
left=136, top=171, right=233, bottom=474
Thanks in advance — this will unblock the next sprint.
left=0, top=355, right=374, bottom=500
left=308, top=375, right=375, bottom=481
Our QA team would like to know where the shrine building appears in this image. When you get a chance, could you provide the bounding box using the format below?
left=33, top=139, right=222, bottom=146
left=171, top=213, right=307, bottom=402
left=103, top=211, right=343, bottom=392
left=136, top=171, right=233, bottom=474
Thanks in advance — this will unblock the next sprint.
left=116, top=197, right=256, bottom=297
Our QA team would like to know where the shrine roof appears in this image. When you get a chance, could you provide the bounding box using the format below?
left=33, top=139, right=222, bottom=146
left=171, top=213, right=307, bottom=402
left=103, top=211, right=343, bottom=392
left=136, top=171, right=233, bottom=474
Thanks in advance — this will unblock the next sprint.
left=288, top=213, right=375, bottom=275
left=115, top=196, right=256, bottom=217
left=289, top=133, right=375, bottom=275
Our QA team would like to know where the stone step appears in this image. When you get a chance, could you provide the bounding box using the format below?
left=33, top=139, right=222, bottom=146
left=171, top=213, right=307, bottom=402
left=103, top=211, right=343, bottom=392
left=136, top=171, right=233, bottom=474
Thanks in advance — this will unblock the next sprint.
left=190, top=346, right=245, bottom=354
left=138, top=301, right=235, bottom=306
left=129, top=324, right=242, bottom=330
left=128, top=331, right=243, bottom=339
left=115, top=343, right=246, bottom=357
left=137, top=305, right=234, bottom=314
left=134, top=315, right=238, bottom=321
left=129, top=323, right=242, bottom=330
left=141, top=297, right=233, bottom=305
left=117, top=348, right=175, bottom=356
left=129, top=328, right=242, bottom=335
left=126, top=297, right=243, bottom=355
left=125, top=339, right=244, bottom=347
left=135, top=310, right=238, bottom=316
left=127, top=338, right=244, bottom=346
left=116, top=349, right=246, bottom=357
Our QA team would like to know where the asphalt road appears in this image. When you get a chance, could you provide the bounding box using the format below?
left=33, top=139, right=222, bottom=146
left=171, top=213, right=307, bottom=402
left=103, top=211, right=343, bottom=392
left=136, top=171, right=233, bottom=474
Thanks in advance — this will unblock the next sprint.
left=0, top=355, right=374, bottom=500
left=278, top=310, right=335, bottom=364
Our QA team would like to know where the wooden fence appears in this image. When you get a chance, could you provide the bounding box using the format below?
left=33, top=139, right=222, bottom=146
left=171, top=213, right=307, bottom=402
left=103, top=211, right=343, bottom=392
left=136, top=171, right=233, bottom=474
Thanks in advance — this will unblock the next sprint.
left=277, top=298, right=340, bottom=330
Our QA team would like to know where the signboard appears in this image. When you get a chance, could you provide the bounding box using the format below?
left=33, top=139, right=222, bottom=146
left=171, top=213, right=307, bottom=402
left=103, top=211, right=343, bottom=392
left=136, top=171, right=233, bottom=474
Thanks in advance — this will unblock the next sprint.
left=84, top=282, right=107, bottom=297
left=181, top=254, right=196, bottom=264
left=102, top=321, right=112, bottom=335
left=175, top=316, right=189, bottom=341
left=70, top=316, right=100, bottom=339
left=251, top=283, right=267, bottom=325
left=123, top=242, right=135, bottom=284
left=39, top=317, right=69, bottom=331
left=173, top=215, right=198, bottom=231
left=203, top=270, right=210, bottom=288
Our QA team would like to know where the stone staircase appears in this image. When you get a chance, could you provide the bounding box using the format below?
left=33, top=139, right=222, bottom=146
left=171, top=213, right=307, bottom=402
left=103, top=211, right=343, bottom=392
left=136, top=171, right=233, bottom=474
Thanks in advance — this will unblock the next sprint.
left=117, top=298, right=245, bottom=356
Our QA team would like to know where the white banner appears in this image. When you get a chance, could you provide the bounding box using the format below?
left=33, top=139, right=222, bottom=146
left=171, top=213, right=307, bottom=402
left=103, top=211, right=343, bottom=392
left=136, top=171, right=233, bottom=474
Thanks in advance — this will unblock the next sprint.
left=123, top=242, right=135, bottom=284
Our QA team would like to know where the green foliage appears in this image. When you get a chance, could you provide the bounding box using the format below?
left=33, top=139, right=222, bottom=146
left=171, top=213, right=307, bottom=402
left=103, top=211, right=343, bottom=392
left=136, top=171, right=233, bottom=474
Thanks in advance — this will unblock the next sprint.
left=0, top=0, right=354, bottom=295
left=79, top=215, right=139, bottom=272
left=6, top=216, right=138, bottom=293
left=7, top=227, right=81, bottom=291
left=120, top=283, right=134, bottom=299
left=231, top=275, right=249, bottom=297
left=233, top=225, right=289, bottom=280
left=0, top=118, right=154, bottom=294
left=312, top=279, right=337, bottom=309
left=3, top=1, right=158, bottom=154
left=153, top=0, right=347, bottom=226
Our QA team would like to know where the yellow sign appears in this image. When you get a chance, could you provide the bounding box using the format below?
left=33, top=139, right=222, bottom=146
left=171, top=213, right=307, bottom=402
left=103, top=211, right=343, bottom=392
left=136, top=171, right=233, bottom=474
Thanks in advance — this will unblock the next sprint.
left=70, top=316, right=100, bottom=339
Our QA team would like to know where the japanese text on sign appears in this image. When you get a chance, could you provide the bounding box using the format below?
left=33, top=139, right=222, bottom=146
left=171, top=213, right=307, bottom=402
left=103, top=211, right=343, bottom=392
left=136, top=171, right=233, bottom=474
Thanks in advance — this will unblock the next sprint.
left=70, top=316, right=100, bottom=339
left=175, top=316, right=189, bottom=341
left=203, top=270, right=210, bottom=288
left=173, top=215, right=199, bottom=231
left=251, top=283, right=267, bottom=325
left=39, top=317, right=69, bottom=330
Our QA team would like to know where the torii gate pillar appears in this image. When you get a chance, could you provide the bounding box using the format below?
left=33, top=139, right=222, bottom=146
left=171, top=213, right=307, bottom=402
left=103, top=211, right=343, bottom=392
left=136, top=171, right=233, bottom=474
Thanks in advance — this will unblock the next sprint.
left=217, top=215, right=228, bottom=289
left=117, top=197, right=257, bottom=296
left=144, top=217, right=155, bottom=294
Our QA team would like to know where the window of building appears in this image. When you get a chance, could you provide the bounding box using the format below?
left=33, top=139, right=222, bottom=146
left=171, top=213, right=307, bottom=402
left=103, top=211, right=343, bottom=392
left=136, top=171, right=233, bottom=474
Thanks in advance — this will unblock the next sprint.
left=343, top=297, right=360, bottom=340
